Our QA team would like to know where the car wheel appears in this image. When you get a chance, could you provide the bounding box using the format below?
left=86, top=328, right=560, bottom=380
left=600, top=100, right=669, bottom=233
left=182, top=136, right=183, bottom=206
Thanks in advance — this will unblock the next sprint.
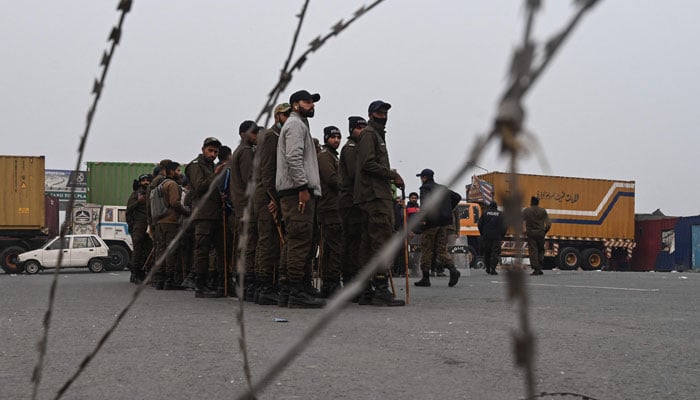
left=88, top=258, right=105, bottom=273
left=107, top=245, right=130, bottom=271
left=24, top=260, right=41, bottom=275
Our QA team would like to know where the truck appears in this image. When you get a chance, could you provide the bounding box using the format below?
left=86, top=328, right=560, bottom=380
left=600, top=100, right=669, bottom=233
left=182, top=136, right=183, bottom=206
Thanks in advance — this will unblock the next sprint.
left=86, top=161, right=156, bottom=205
left=0, top=156, right=60, bottom=274
left=460, top=172, right=636, bottom=270
left=69, top=203, right=133, bottom=271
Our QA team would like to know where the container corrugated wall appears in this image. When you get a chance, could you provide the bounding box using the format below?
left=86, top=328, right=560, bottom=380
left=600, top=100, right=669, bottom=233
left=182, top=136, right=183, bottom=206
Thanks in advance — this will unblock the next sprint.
left=478, top=172, right=635, bottom=240
left=0, top=156, right=46, bottom=231
left=86, top=162, right=156, bottom=206
left=672, top=215, right=700, bottom=270
left=631, top=217, right=678, bottom=271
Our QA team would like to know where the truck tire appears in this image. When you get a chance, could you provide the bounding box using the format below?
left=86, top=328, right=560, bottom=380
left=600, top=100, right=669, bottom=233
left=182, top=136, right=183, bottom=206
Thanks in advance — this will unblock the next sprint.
left=581, top=248, right=605, bottom=270
left=558, top=247, right=581, bottom=270
left=474, top=256, right=486, bottom=270
left=466, top=245, right=479, bottom=269
left=88, top=258, right=105, bottom=273
left=24, top=260, right=41, bottom=275
left=107, top=245, right=130, bottom=271
left=1, top=245, right=26, bottom=274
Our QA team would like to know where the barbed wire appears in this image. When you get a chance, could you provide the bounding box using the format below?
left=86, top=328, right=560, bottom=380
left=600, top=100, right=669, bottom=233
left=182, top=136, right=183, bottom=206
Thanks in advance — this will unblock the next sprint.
left=31, top=1, right=134, bottom=399
left=35, top=1, right=604, bottom=399
left=255, top=0, right=387, bottom=127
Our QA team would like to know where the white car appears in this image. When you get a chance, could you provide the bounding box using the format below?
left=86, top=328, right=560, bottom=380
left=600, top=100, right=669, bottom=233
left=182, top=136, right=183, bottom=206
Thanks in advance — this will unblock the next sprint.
left=17, top=234, right=111, bottom=274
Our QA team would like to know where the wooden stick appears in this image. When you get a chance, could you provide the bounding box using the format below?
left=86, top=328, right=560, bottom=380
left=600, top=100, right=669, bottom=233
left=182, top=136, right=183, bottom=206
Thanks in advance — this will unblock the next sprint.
left=402, top=189, right=410, bottom=304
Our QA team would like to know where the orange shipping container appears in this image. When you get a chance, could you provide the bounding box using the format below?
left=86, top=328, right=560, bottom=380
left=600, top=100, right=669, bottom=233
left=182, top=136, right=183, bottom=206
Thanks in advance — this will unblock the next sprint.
left=0, top=156, right=46, bottom=232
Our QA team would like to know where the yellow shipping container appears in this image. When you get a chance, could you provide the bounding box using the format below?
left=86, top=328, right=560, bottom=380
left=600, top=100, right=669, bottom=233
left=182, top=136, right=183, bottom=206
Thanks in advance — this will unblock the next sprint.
left=479, top=172, right=635, bottom=241
left=0, top=156, right=46, bottom=231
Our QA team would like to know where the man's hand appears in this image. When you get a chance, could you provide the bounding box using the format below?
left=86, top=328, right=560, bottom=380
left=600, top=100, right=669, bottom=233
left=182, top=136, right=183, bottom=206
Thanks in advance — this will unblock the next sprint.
left=394, top=173, right=405, bottom=190
left=267, top=199, right=277, bottom=214
left=298, top=189, right=310, bottom=214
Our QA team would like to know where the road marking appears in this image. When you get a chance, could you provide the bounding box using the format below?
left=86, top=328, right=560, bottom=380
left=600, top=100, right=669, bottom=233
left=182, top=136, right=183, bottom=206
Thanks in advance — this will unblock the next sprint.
left=492, top=281, right=659, bottom=292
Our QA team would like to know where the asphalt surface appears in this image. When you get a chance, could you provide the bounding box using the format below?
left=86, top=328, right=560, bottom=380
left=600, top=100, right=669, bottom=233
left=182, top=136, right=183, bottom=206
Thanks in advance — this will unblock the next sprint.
left=1, top=268, right=698, bottom=400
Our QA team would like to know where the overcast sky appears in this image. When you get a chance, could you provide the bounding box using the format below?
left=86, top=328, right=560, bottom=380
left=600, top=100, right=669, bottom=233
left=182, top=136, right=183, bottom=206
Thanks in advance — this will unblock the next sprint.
left=2, top=1, right=697, bottom=216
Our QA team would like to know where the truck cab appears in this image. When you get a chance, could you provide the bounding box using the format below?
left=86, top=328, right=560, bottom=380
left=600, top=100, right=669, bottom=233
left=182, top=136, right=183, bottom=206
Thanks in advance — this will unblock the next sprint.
left=71, top=204, right=133, bottom=270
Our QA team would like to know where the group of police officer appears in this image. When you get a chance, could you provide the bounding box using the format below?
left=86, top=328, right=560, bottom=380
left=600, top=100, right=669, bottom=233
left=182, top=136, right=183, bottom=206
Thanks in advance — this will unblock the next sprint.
left=126, top=90, right=464, bottom=308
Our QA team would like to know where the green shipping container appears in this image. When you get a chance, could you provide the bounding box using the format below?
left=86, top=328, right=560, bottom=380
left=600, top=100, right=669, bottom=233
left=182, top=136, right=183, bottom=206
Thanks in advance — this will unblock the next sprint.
left=86, top=162, right=157, bottom=206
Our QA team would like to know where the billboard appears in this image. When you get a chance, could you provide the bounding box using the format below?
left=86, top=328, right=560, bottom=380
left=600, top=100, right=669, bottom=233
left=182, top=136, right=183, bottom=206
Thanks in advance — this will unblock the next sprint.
left=45, top=169, right=87, bottom=209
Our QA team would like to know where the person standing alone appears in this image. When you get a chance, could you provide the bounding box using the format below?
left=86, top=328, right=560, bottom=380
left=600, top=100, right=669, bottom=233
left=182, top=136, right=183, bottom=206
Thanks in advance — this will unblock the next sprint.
left=477, top=201, right=506, bottom=275
left=523, top=196, right=551, bottom=275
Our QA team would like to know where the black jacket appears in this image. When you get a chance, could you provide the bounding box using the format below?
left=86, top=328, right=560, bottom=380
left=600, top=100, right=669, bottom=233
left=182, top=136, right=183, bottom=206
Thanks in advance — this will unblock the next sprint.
left=478, top=207, right=506, bottom=241
left=419, top=179, right=461, bottom=228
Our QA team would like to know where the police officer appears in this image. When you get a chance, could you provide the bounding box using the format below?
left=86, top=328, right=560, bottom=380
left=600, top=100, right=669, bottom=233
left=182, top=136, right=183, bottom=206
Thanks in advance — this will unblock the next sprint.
left=477, top=201, right=506, bottom=275
left=354, top=100, right=405, bottom=306
left=523, top=196, right=551, bottom=275
left=338, top=116, right=366, bottom=296
left=413, top=169, right=461, bottom=288
left=186, top=137, right=225, bottom=298
left=126, top=173, right=152, bottom=283
left=254, top=103, right=291, bottom=305
left=156, top=162, right=191, bottom=290
left=317, top=125, right=343, bottom=298
left=230, top=120, right=259, bottom=301
left=276, top=90, right=325, bottom=308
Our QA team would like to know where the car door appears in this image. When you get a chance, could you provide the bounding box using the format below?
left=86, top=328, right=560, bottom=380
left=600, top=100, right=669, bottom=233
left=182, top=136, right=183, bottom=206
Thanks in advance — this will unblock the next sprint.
left=42, top=237, right=70, bottom=268
left=70, top=236, right=95, bottom=267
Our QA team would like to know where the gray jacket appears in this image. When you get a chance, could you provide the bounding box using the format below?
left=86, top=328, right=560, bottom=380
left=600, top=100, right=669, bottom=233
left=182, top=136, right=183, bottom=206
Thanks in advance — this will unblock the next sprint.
left=276, top=112, right=322, bottom=197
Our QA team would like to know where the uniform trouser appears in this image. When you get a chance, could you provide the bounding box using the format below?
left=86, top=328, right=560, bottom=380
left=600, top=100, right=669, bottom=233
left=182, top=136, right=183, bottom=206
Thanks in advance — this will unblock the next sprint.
left=180, top=226, right=194, bottom=276
left=527, top=233, right=546, bottom=271
left=359, top=198, right=395, bottom=275
left=255, top=202, right=281, bottom=287
left=319, top=211, right=342, bottom=283
left=481, top=238, right=501, bottom=271
left=131, top=222, right=152, bottom=269
left=150, top=224, right=161, bottom=269
left=193, top=219, right=225, bottom=276
left=280, top=195, right=316, bottom=284
left=419, top=226, right=453, bottom=273
left=234, top=208, right=258, bottom=284
left=157, top=223, right=180, bottom=279
left=340, top=206, right=362, bottom=282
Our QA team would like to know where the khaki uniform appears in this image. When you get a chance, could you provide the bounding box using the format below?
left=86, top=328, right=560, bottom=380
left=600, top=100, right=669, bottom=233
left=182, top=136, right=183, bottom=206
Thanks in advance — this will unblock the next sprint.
left=156, top=178, right=188, bottom=279
left=523, top=205, right=551, bottom=271
left=338, top=136, right=362, bottom=282
left=126, top=187, right=151, bottom=271
left=230, top=141, right=258, bottom=290
left=354, top=120, right=398, bottom=275
left=146, top=174, right=166, bottom=273
left=254, top=127, right=282, bottom=285
left=186, top=154, right=224, bottom=276
left=317, top=145, right=342, bottom=284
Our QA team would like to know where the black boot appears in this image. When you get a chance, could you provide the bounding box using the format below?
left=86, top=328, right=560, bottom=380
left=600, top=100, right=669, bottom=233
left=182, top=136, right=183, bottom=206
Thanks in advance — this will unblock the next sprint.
left=288, top=283, right=326, bottom=309
left=371, top=274, right=405, bottom=307
left=357, top=280, right=374, bottom=305
left=257, top=285, right=279, bottom=306
left=447, top=264, right=461, bottom=287
left=414, top=271, right=431, bottom=287
left=181, top=272, right=196, bottom=290
left=304, top=278, right=321, bottom=298
left=195, top=274, right=222, bottom=298
left=318, top=281, right=340, bottom=299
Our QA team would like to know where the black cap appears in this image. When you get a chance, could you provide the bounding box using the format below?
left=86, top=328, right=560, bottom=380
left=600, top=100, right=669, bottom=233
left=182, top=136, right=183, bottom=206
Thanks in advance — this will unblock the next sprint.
left=239, top=120, right=260, bottom=134
left=323, top=126, right=341, bottom=143
left=368, top=100, right=391, bottom=114
left=289, top=90, right=321, bottom=104
left=203, top=137, right=222, bottom=148
left=348, top=116, right=367, bottom=133
left=489, top=201, right=498, bottom=209
left=416, top=168, right=434, bottom=178
left=138, top=174, right=152, bottom=181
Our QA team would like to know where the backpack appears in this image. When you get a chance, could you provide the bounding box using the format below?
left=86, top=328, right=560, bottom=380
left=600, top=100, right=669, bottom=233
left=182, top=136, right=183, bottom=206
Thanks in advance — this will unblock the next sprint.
left=149, top=180, right=170, bottom=221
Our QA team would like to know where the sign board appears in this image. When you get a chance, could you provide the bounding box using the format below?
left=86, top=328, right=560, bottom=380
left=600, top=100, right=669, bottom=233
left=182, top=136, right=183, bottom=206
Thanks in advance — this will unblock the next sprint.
left=45, top=169, right=88, bottom=210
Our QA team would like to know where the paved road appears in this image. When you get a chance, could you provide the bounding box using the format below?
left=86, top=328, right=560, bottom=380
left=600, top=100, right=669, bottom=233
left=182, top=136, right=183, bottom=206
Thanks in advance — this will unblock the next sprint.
left=1, top=268, right=698, bottom=400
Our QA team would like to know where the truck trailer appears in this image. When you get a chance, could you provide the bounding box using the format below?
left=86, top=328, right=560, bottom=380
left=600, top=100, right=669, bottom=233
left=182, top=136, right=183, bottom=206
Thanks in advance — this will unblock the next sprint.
left=0, top=156, right=60, bottom=273
left=460, top=172, right=636, bottom=270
